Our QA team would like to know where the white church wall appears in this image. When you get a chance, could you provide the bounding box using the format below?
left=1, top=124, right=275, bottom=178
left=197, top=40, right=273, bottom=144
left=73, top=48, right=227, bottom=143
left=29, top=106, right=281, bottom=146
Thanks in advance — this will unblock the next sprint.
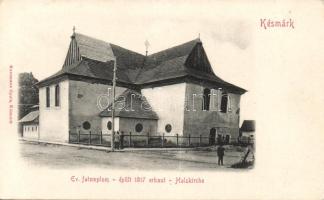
left=39, top=80, right=69, bottom=142
left=119, top=118, right=158, bottom=136
left=69, top=80, right=127, bottom=134
left=101, top=117, right=120, bottom=134
left=183, top=83, right=241, bottom=139
left=141, top=83, right=186, bottom=136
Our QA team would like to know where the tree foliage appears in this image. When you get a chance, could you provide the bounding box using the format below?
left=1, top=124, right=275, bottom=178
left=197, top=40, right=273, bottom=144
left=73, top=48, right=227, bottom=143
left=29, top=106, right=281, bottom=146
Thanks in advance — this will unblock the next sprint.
left=18, top=72, right=39, bottom=119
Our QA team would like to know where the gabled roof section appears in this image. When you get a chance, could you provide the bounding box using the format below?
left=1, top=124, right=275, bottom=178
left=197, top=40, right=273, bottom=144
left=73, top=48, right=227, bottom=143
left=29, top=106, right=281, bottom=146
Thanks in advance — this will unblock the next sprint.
left=146, top=38, right=200, bottom=67
left=71, top=33, right=145, bottom=69
left=38, top=33, right=246, bottom=94
left=37, top=58, right=133, bottom=87
left=99, top=89, right=159, bottom=120
left=240, top=120, right=255, bottom=132
left=18, top=111, right=39, bottom=123
left=134, top=39, right=202, bottom=84
left=185, top=41, right=213, bottom=73
left=110, top=43, right=145, bottom=70
left=63, top=35, right=82, bottom=67
left=75, top=33, right=115, bottom=63
left=59, top=33, right=145, bottom=83
left=135, top=55, right=188, bottom=84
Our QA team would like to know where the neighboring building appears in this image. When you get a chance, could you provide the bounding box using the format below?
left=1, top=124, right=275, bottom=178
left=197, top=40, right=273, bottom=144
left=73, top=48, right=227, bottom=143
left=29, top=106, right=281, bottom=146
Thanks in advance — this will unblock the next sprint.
left=18, top=106, right=39, bottom=140
left=36, top=32, right=246, bottom=144
left=240, top=120, right=255, bottom=138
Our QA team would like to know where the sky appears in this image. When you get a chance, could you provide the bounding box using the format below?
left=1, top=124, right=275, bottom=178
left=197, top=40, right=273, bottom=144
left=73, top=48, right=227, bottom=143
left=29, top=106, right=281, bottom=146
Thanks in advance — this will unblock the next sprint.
left=0, top=0, right=267, bottom=124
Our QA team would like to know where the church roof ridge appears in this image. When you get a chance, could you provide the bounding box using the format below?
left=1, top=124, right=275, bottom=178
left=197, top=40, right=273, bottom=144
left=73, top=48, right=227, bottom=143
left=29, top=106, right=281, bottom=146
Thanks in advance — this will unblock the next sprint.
left=37, top=32, right=246, bottom=94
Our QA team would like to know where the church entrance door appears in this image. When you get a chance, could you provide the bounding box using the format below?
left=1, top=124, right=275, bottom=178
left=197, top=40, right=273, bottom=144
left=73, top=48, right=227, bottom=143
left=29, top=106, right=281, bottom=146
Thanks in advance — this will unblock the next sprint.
left=209, top=128, right=216, bottom=145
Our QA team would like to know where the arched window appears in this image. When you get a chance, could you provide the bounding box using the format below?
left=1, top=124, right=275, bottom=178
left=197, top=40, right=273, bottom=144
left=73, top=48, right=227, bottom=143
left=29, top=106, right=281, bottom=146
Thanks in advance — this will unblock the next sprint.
left=55, top=84, right=60, bottom=107
left=46, top=87, right=50, bottom=107
left=220, top=92, right=228, bottom=113
left=202, top=88, right=211, bottom=111
left=107, top=121, right=112, bottom=130
left=82, top=121, right=91, bottom=130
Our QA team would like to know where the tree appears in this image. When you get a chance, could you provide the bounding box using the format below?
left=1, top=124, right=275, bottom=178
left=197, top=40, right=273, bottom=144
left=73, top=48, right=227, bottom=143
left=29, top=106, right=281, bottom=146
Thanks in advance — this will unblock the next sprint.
left=18, top=72, right=39, bottom=119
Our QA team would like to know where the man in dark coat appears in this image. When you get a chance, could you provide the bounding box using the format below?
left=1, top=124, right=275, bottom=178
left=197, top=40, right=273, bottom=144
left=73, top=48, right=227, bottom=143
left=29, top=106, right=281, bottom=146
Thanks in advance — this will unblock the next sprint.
left=217, top=144, right=225, bottom=165
left=114, top=131, right=120, bottom=150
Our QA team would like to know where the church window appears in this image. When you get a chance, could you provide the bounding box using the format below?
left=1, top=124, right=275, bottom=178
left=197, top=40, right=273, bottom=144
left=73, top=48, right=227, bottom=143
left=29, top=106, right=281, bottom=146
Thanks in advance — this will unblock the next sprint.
left=82, top=121, right=91, bottom=130
left=107, top=121, right=112, bottom=130
left=55, top=84, right=60, bottom=107
left=46, top=87, right=50, bottom=107
left=165, top=124, right=172, bottom=133
left=135, top=123, right=143, bottom=133
left=220, top=92, right=228, bottom=113
left=202, top=88, right=211, bottom=111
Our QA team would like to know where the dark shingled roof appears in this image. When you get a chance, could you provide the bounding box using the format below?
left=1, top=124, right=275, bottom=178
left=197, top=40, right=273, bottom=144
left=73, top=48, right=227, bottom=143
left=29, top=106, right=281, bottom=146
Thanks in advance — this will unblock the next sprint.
left=74, top=33, right=114, bottom=62
left=37, top=33, right=246, bottom=94
left=145, top=39, right=199, bottom=68
left=99, top=89, right=159, bottom=120
left=18, top=111, right=39, bottom=123
left=240, top=120, right=255, bottom=132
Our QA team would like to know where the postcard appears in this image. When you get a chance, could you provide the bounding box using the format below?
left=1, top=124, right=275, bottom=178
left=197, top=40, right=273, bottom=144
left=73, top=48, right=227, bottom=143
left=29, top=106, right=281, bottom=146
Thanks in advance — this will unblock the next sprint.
left=1, top=0, right=324, bottom=199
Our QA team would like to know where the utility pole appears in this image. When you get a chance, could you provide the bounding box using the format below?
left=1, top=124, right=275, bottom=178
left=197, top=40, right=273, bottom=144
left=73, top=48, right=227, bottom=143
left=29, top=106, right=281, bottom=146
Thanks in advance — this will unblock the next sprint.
left=111, top=56, right=117, bottom=151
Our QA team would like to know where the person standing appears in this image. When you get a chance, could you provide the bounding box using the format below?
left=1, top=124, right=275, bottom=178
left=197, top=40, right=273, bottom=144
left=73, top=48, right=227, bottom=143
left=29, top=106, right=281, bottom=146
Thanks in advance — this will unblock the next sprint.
left=114, top=131, right=120, bottom=150
left=120, top=131, right=124, bottom=149
left=217, top=144, right=225, bottom=165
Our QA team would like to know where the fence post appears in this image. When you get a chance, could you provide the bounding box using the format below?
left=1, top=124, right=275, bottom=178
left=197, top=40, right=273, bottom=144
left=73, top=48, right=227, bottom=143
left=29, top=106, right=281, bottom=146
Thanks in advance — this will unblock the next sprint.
left=176, top=134, right=179, bottom=147
left=146, top=132, right=149, bottom=147
left=100, top=131, right=102, bottom=145
left=188, top=134, right=191, bottom=147
left=162, top=133, right=164, bottom=147
left=199, top=134, right=202, bottom=147
left=129, top=132, right=132, bottom=147
left=89, top=131, right=92, bottom=144
left=78, top=130, right=80, bottom=143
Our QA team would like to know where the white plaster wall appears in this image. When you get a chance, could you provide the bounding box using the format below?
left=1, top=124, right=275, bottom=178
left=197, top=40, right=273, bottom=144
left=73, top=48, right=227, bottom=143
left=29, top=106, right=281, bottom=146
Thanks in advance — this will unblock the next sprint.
left=101, top=117, right=119, bottom=134
left=39, top=80, right=69, bottom=142
left=69, top=80, right=126, bottom=134
left=183, top=83, right=241, bottom=138
left=23, top=124, right=39, bottom=139
left=141, top=83, right=186, bottom=136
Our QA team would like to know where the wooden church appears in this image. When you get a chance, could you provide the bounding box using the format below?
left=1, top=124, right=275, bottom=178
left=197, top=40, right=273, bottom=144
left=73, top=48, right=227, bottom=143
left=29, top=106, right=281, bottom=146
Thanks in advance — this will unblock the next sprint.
left=36, top=31, right=246, bottom=145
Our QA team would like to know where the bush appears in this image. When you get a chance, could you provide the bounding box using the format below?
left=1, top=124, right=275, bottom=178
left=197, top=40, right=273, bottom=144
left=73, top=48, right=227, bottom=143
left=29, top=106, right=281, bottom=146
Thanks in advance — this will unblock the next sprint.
left=231, top=160, right=254, bottom=169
